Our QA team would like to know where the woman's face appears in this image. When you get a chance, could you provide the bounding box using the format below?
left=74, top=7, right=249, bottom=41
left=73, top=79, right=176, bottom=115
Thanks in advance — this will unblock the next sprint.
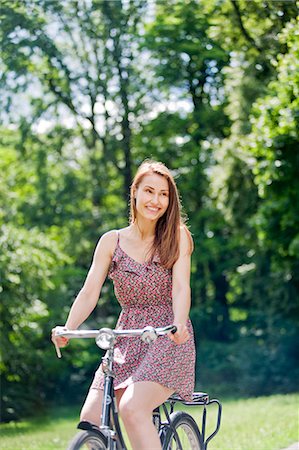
left=134, top=173, right=169, bottom=222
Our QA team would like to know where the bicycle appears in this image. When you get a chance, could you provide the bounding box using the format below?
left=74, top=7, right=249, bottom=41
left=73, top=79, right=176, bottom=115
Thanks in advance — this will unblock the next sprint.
left=55, top=325, right=222, bottom=450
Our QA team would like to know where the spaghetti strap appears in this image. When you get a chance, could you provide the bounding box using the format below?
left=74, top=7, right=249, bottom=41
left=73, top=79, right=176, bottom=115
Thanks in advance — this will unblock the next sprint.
left=110, top=230, right=120, bottom=260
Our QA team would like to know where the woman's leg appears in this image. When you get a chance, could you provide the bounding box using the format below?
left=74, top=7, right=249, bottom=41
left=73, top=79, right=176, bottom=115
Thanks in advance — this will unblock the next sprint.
left=80, top=387, right=126, bottom=426
left=80, top=388, right=103, bottom=426
left=118, top=381, right=174, bottom=450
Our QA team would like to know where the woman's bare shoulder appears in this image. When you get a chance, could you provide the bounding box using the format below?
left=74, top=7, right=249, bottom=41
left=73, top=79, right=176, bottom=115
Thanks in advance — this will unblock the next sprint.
left=99, top=227, right=131, bottom=254
left=97, top=230, right=119, bottom=256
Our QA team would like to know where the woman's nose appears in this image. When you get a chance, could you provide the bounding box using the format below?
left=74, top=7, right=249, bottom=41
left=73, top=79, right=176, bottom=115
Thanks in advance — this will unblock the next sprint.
left=151, top=194, right=159, bottom=205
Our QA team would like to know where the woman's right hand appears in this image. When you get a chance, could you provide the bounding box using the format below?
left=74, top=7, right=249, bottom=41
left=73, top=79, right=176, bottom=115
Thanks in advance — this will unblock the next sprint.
left=51, top=326, right=69, bottom=349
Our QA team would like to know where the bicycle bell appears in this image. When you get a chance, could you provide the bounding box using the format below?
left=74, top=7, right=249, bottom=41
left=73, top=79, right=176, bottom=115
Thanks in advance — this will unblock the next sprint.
left=96, top=328, right=115, bottom=350
left=141, top=326, right=157, bottom=344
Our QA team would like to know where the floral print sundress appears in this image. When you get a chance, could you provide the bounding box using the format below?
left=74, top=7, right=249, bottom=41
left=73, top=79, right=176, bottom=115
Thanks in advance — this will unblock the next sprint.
left=91, top=231, right=196, bottom=401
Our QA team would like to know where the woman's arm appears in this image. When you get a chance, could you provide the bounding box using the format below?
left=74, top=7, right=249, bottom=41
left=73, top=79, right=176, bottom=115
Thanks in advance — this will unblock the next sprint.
left=52, top=230, right=118, bottom=347
left=169, top=226, right=193, bottom=345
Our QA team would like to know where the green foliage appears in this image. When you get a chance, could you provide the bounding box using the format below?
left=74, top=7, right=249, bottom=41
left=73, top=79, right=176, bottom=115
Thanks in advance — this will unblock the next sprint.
left=250, top=20, right=299, bottom=297
left=0, top=0, right=298, bottom=422
left=195, top=315, right=299, bottom=397
left=221, top=19, right=299, bottom=321
left=0, top=223, right=69, bottom=421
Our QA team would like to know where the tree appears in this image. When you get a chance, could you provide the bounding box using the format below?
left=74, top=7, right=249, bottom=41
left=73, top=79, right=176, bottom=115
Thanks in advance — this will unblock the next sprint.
left=0, top=0, right=149, bottom=201
left=0, top=222, right=69, bottom=421
left=249, top=19, right=299, bottom=316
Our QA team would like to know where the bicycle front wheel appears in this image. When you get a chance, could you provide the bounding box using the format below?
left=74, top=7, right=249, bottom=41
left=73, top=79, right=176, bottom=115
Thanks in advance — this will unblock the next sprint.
left=67, top=430, right=108, bottom=450
left=162, top=411, right=203, bottom=450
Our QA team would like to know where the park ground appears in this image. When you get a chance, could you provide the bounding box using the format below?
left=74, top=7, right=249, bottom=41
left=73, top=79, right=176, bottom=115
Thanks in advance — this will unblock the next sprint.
left=0, top=393, right=298, bottom=450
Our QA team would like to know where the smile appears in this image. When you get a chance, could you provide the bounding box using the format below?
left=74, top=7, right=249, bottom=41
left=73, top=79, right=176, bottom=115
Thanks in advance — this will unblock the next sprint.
left=146, top=206, right=160, bottom=212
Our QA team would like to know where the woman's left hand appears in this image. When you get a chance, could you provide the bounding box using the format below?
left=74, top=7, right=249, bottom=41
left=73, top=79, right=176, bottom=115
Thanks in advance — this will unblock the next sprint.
left=168, top=323, right=190, bottom=345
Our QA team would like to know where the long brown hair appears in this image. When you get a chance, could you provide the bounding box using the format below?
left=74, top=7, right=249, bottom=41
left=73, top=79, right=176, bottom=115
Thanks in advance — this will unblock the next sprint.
left=130, top=160, right=193, bottom=269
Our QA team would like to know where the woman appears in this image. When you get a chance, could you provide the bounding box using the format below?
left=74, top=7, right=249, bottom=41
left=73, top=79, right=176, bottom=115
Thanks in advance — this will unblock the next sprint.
left=52, top=160, right=196, bottom=450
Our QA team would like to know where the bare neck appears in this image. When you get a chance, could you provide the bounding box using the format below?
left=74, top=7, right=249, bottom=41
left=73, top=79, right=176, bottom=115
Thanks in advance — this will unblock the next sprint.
left=131, top=220, right=156, bottom=242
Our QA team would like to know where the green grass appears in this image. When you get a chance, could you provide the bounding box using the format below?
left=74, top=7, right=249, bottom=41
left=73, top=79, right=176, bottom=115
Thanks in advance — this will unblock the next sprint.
left=0, top=406, right=78, bottom=450
left=0, top=394, right=298, bottom=450
left=196, top=393, right=299, bottom=450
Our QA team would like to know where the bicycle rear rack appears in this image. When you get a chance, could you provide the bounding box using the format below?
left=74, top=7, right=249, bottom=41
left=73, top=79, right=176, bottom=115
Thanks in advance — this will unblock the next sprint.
left=166, top=391, right=222, bottom=450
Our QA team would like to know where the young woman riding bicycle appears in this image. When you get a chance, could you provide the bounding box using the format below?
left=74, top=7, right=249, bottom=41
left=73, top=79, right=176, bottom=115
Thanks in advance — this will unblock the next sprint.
left=52, top=160, right=196, bottom=450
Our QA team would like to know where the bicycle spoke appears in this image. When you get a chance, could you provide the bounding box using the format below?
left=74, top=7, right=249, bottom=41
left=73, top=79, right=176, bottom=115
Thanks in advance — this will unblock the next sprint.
left=163, top=412, right=202, bottom=450
left=168, top=424, right=199, bottom=449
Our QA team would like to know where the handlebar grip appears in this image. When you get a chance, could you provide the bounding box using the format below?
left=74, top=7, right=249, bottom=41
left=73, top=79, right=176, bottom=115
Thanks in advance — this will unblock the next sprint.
left=171, top=326, right=177, bottom=334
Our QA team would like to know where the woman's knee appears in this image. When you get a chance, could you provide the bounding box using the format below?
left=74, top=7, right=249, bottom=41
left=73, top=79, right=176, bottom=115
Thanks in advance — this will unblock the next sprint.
left=119, top=398, right=147, bottom=425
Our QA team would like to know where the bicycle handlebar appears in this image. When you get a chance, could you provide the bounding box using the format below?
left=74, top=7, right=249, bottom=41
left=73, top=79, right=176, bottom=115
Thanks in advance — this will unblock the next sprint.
left=53, top=325, right=177, bottom=357
left=55, top=324, right=177, bottom=339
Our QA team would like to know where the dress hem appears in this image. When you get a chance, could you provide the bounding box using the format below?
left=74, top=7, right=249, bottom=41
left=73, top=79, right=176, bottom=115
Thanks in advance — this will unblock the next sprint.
left=90, top=376, right=193, bottom=402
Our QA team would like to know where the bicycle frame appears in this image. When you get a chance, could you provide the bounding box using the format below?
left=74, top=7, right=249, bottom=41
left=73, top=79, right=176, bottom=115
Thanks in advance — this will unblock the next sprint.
left=77, top=344, right=127, bottom=450
left=98, top=345, right=126, bottom=449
